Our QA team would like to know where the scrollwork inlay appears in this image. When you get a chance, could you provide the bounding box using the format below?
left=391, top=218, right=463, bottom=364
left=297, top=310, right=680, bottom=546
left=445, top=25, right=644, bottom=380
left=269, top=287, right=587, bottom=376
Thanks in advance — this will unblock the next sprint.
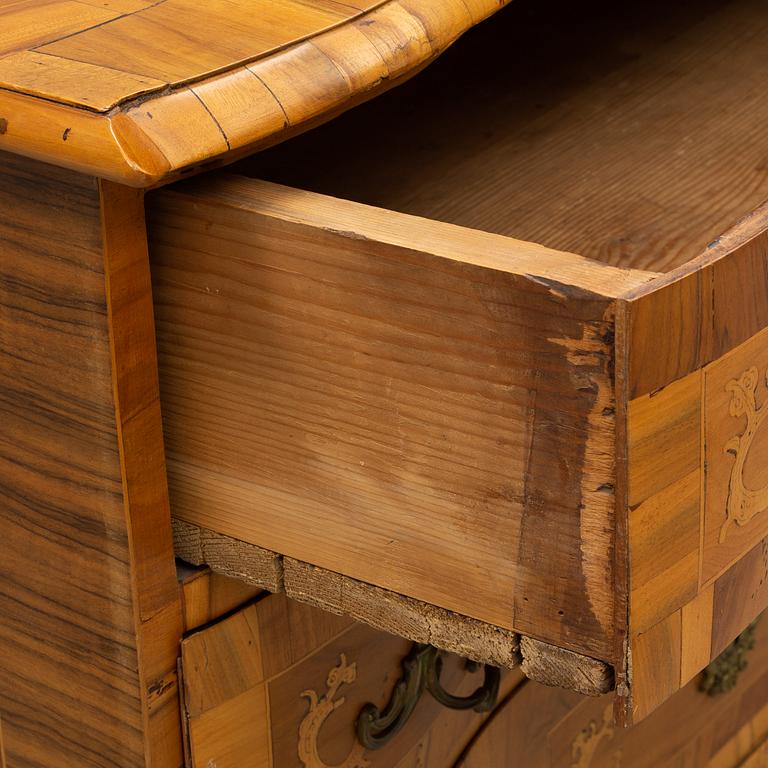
left=298, top=654, right=370, bottom=768
left=571, top=704, right=617, bottom=768
left=720, top=366, right=768, bottom=544
left=722, top=366, right=768, bottom=542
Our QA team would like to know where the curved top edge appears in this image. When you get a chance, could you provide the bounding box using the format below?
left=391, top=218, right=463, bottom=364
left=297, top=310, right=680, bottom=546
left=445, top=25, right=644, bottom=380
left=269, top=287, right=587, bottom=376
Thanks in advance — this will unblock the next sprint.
left=0, top=0, right=389, bottom=114
left=0, top=0, right=511, bottom=187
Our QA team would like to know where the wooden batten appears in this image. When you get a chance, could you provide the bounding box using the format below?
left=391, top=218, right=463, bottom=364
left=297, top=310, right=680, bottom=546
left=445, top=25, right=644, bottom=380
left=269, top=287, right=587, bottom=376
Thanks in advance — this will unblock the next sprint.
left=172, top=519, right=614, bottom=695
left=519, top=637, right=614, bottom=697
left=173, top=518, right=283, bottom=594
left=282, top=557, right=521, bottom=670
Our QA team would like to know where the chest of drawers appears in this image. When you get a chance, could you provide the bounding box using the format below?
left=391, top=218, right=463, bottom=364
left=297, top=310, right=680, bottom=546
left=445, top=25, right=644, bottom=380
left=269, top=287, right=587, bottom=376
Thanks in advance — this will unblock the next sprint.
left=178, top=569, right=768, bottom=768
left=3, top=0, right=768, bottom=764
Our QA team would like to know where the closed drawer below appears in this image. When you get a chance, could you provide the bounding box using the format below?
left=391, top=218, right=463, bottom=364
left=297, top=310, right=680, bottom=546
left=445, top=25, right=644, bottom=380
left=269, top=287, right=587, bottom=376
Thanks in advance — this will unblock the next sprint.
left=179, top=590, right=521, bottom=768
left=180, top=591, right=768, bottom=768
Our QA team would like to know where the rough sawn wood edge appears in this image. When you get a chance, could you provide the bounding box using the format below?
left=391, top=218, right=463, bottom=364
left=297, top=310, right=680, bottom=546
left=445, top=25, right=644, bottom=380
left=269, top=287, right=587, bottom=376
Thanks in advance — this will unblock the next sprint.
left=172, top=519, right=614, bottom=697
left=0, top=0, right=512, bottom=187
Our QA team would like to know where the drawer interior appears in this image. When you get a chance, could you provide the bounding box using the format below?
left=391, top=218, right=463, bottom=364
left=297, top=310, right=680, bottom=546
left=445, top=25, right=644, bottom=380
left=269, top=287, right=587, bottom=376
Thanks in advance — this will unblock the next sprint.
left=234, top=0, right=768, bottom=274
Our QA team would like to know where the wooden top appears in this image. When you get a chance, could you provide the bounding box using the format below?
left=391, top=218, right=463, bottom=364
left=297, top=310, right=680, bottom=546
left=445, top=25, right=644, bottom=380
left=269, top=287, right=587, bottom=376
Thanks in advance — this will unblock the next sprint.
left=0, top=0, right=508, bottom=186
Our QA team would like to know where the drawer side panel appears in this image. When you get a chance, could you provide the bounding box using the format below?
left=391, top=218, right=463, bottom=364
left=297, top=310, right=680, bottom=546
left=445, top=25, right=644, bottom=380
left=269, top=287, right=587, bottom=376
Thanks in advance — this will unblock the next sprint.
left=149, top=178, right=622, bottom=660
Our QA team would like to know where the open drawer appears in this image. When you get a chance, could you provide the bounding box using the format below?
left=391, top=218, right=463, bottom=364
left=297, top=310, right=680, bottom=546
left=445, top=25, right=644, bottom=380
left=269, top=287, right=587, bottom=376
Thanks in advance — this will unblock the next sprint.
left=147, top=0, right=768, bottom=725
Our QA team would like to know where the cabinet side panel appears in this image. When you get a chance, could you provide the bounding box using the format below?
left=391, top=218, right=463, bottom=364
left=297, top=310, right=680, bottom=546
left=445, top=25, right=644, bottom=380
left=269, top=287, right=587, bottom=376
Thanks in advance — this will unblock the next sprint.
left=0, top=154, right=182, bottom=767
left=0, top=154, right=144, bottom=766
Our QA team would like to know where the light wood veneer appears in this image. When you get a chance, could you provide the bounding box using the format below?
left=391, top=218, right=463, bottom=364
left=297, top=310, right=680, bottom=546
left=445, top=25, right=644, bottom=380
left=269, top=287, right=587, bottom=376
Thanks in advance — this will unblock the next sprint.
left=0, top=0, right=510, bottom=184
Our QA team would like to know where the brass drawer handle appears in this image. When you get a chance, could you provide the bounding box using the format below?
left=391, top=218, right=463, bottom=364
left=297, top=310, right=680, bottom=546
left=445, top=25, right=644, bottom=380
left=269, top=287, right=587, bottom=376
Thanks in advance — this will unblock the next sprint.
left=356, top=643, right=500, bottom=750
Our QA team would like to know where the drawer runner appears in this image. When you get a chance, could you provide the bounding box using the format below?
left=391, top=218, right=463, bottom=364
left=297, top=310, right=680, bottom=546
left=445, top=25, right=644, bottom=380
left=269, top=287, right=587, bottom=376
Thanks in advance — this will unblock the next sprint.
left=173, top=518, right=614, bottom=697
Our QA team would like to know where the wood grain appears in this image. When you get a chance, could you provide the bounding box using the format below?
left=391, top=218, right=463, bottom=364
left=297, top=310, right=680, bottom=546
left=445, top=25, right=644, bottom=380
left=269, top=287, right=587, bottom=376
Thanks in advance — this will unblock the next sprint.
left=0, top=51, right=165, bottom=111
left=623, top=277, right=768, bottom=719
left=181, top=592, right=351, bottom=717
left=617, top=120, right=768, bottom=723
left=100, top=179, right=180, bottom=621
left=629, top=611, right=682, bottom=722
left=703, top=327, right=768, bottom=584
left=627, top=372, right=701, bottom=507
left=519, top=637, right=613, bottom=697
left=625, top=271, right=705, bottom=398
left=37, top=0, right=373, bottom=82
left=457, top=683, right=583, bottom=767
left=175, top=524, right=620, bottom=696
left=250, top=0, right=768, bottom=275
left=183, top=603, right=265, bottom=718
left=179, top=566, right=264, bottom=632
left=178, top=581, right=768, bottom=768
left=0, top=88, right=170, bottom=186
left=0, top=1, right=117, bottom=55
left=0, top=0, right=513, bottom=185
left=269, top=624, right=413, bottom=768
left=629, top=472, right=700, bottom=635
left=680, top=584, right=714, bottom=687
left=173, top=518, right=283, bottom=593
left=283, top=558, right=521, bottom=670
left=255, top=591, right=353, bottom=680
left=738, top=736, right=768, bottom=768
left=626, top=206, right=768, bottom=399
left=187, top=685, right=271, bottom=768
left=0, top=152, right=182, bottom=766
left=148, top=175, right=649, bottom=660
left=621, top=303, right=768, bottom=720
left=100, top=178, right=185, bottom=768
left=181, top=591, right=520, bottom=768
left=546, top=630, right=768, bottom=768
left=711, top=539, right=768, bottom=660
left=0, top=716, right=6, bottom=768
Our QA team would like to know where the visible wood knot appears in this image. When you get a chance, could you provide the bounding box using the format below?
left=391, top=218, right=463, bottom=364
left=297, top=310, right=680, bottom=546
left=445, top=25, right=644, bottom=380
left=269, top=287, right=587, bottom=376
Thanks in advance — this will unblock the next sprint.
left=0, top=118, right=7, bottom=135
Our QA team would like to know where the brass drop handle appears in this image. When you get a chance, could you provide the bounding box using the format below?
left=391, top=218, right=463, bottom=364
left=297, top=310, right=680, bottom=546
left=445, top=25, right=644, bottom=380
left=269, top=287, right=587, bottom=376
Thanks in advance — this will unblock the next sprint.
left=356, top=643, right=500, bottom=750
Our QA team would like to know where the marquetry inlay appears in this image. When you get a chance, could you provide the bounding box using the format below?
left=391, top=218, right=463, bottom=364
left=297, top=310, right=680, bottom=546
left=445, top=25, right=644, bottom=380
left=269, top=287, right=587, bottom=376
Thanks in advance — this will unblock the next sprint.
left=722, top=366, right=768, bottom=542
left=571, top=704, right=617, bottom=768
left=298, top=655, right=369, bottom=768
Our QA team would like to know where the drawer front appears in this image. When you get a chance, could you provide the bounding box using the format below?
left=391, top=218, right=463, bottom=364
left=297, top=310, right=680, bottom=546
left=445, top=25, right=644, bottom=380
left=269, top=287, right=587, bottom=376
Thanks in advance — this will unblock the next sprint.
left=180, top=591, right=519, bottom=768
left=181, top=594, right=768, bottom=767
left=458, top=617, right=768, bottom=768
left=627, top=319, right=768, bottom=721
